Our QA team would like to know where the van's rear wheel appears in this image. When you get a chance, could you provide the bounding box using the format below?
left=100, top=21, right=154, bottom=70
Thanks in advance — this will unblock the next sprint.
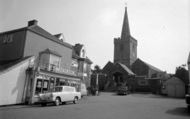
left=73, top=97, right=78, bottom=104
left=55, top=97, right=61, bottom=106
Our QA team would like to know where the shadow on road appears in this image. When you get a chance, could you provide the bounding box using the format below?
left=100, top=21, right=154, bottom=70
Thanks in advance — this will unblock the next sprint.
left=0, top=103, right=66, bottom=111
left=166, top=107, right=190, bottom=117
left=0, top=97, right=89, bottom=111
left=130, top=93, right=185, bottom=100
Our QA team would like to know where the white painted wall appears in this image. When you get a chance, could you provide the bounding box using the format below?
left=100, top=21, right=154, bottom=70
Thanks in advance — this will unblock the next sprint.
left=0, top=57, right=34, bottom=105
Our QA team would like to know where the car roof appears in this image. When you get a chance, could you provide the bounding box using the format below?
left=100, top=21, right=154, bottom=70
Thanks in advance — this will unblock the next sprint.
left=54, top=86, right=75, bottom=88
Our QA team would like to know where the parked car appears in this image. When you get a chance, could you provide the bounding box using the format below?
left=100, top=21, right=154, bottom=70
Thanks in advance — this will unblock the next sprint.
left=185, top=94, right=190, bottom=112
left=117, top=86, right=129, bottom=95
left=38, top=86, right=81, bottom=106
left=80, top=83, right=87, bottom=97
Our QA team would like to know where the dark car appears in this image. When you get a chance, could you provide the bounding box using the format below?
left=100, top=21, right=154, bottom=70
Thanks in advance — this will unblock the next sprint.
left=185, top=94, right=190, bottom=112
left=117, top=86, right=129, bottom=95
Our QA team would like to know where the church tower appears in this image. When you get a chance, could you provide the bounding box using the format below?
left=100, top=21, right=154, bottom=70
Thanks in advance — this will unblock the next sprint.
left=114, top=6, right=137, bottom=68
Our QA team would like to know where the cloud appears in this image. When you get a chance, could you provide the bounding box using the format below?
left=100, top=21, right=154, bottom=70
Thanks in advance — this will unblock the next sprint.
left=97, top=8, right=118, bottom=27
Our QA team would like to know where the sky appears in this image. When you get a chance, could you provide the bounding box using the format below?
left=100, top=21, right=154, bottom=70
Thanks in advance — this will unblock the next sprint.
left=0, top=0, right=190, bottom=73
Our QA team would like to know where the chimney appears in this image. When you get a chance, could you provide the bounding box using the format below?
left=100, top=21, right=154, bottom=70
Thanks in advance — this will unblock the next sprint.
left=28, top=19, right=38, bottom=26
left=54, top=33, right=65, bottom=42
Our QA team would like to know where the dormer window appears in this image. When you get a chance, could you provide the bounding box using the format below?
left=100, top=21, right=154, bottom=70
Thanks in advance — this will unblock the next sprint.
left=82, top=49, right=85, bottom=58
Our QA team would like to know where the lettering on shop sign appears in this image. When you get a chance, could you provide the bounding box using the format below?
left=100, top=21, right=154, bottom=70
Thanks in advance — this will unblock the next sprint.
left=2, top=34, right=13, bottom=44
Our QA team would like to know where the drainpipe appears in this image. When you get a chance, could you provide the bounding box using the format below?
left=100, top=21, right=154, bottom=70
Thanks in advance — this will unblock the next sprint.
left=188, top=52, right=190, bottom=94
left=96, top=73, right=99, bottom=95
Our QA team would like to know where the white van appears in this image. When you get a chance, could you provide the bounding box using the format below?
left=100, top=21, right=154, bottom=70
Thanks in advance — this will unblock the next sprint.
left=39, top=86, right=81, bottom=106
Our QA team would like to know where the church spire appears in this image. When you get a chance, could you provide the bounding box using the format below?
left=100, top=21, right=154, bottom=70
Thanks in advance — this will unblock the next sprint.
left=121, top=6, right=131, bottom=40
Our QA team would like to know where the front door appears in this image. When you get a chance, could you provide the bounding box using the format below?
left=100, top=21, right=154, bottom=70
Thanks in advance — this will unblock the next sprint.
left=113, top=72, right=123, bottom=86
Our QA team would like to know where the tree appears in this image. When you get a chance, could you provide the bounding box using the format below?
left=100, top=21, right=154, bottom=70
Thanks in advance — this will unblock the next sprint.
left=175, top=66, right=189, bottom=85
left=94, top=65, right=101, bottom=73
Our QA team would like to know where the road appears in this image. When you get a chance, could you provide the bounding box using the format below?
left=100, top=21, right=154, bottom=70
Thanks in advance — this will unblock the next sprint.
left=0, top=92, right=189, bottom=119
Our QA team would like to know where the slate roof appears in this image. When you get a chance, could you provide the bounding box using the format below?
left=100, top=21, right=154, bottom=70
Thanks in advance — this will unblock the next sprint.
left=102, top=61, right=135, bottom=75
left=28, top=25, right=72, bottom=48
left=117, top=63, right=135, bottom=75
left=102, top=61, right=115, bottom=74
left=40, top=48, right=62, bottom=57
left=137, top=58, right=163, bottom=72
left=0, top=56, right=33, bottom=72
left=0, top=23, right=72, bottom=49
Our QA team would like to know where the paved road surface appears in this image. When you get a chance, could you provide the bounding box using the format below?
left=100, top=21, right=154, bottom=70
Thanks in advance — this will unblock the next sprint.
left=0, top=92, right=189, bottom=119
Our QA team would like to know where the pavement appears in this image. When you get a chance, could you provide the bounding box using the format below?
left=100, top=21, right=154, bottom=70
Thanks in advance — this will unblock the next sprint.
left=0, top=92, right=189, bottom=119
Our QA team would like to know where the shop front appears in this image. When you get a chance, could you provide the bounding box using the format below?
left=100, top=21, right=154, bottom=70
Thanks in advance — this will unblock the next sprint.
left=30, top=69, right=81, bottom=104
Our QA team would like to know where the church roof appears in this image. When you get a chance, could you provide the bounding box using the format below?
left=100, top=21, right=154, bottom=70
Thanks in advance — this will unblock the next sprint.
left=121, top=6, right=131, bottom=40
left=102, top=61, right=115, bottom=74
left=102, top=61, right=135, bottom=75
left=136, top=58, right=163, bottom=72
left=117, top=63, right=135, bottom=75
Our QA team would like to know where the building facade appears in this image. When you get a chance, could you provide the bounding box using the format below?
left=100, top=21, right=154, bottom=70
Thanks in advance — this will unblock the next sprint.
left=0, top=20, right=92, bottom=105
left=102, top=61, right=135, bottom=91
left=72, top=43, right=93, bottom=88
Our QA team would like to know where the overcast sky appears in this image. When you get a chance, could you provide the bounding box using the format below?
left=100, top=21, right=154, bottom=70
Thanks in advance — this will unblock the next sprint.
left=0, top=0, right=190, bottom=73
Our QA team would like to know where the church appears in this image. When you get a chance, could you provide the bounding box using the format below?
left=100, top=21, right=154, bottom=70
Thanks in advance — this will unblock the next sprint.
left=102, top=6, right=166, bottom=92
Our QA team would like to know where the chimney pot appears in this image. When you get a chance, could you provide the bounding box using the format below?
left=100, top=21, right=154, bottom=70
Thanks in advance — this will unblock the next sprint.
left=28, top=20, right=38, bottom=26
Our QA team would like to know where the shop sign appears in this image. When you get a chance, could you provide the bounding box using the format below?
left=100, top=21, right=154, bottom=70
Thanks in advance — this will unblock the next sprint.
left=78, top=72, right=87, bottom=77
left=58, top=67, right=76, bottom=76
left=1, top=34, right=13, bottom=44
left=36, top=74, right=50, bottom=80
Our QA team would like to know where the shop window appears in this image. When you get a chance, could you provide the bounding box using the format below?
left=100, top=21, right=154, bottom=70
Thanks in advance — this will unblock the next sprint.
left=42, top=80, right=48, bottom=93
left=60, top=81, right=66, bottom=86
left=35, top=79, right=42, bottom=94
left=35, top=79, right=49, bottom=94
left=50, top=81, right=54, bottom=90
left=56, top=78, right=60, bottom=86
left=49, top=77, right=55, bottom=90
